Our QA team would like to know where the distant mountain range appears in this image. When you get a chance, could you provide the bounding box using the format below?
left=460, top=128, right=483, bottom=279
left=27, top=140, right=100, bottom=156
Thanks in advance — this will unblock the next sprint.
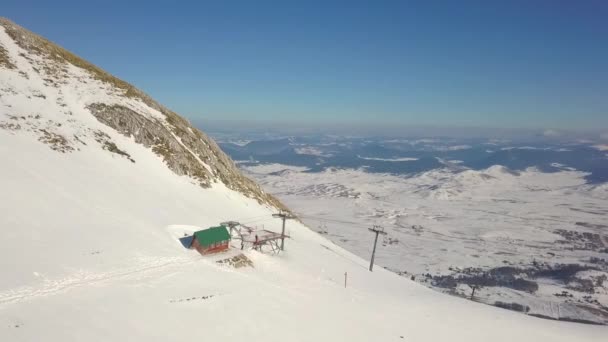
left=214, top=134, right=608, bottom=183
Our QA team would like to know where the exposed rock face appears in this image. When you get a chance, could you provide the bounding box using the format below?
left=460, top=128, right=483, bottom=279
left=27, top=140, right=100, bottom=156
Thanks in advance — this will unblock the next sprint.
left=0, top=17, right=288, bottom=211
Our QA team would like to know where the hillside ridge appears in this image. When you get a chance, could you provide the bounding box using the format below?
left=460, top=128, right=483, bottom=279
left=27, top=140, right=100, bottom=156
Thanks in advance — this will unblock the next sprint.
left=0, top=17, right=288, bottom=211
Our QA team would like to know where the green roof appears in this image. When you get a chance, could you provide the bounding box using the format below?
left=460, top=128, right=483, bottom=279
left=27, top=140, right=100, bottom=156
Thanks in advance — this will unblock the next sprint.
left=193, top=226, right=230, bottom=247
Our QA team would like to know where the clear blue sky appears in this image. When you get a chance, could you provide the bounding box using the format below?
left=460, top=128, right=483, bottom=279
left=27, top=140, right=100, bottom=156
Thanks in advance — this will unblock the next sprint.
left=3, top=0, right=607, bottom=130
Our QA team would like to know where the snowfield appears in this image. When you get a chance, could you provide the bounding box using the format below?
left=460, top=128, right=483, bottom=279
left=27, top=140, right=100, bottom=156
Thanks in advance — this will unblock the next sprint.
left=1, top=18, right=607, bottom=341
left=2, top=127, right=608, bottom=342
left=241, top=163, right=608, bottom=325
left=357, top=155, right=419, bottom=162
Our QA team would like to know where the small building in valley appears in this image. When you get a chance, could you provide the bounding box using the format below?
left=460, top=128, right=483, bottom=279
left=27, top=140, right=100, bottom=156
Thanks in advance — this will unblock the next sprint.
left=190, top=226, right=231, bottom=255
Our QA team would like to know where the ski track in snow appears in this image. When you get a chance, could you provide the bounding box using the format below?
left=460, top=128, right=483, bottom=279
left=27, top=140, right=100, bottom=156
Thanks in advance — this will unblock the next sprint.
left=0, top=256, right=197, bottom=306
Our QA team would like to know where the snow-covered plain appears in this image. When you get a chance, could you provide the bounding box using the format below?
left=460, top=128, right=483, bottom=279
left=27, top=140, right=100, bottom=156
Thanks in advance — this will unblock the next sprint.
left=1, top=19, right=608, bottom=341
left=242, top=163, right=608, bottom=324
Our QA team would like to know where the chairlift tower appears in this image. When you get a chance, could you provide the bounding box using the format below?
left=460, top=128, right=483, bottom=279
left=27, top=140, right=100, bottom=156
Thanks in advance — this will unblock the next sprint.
left=272, top=211, right=296, bottom=250
left=221, top=221, right=241, bottom=236
left=368, top=225, right=386, bottom=271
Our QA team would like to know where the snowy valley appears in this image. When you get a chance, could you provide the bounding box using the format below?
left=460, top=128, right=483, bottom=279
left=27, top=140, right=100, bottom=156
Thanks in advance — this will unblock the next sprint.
left=238, top=161, right=608, bottom=324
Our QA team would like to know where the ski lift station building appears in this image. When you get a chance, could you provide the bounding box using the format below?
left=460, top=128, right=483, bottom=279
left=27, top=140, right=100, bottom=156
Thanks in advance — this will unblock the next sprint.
left=190, top=226, right=231, bottom=255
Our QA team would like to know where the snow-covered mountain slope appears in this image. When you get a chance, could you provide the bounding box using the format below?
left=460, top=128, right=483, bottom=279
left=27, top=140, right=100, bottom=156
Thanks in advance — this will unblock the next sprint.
left=1, top=18, right=607, bottom=341
left=0, top=18, right=285, bottom=211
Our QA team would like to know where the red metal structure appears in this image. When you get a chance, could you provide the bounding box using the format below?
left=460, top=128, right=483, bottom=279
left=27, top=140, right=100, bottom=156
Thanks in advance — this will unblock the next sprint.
left=243, top=229, right=288, bottom=254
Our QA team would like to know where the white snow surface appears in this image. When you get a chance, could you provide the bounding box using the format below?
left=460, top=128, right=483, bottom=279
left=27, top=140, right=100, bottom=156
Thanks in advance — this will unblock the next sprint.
left=1, top=131, right=606, bottom=342
left=294, top=146, right=332, bottom=157
left=593, top=144, right=608, bottom=151
left=435, top=144, right=472, bottom=151
left=1, top=25, right=607, bottom=342
left=242, top=163, right=608, bottom=325
left=357, top=155, right=419, bottom=162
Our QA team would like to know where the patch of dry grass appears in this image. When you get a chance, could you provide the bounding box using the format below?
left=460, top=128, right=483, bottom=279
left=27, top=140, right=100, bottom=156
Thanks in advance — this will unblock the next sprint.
left=0, top=44, right=16, bottom=69
left=38, top=129, right=74, bottom=153
left=93, top=130, right=135, bottom=162
left=103, top=141, right=135, bottom=163
left=0, top=17, right=137, bottom=96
